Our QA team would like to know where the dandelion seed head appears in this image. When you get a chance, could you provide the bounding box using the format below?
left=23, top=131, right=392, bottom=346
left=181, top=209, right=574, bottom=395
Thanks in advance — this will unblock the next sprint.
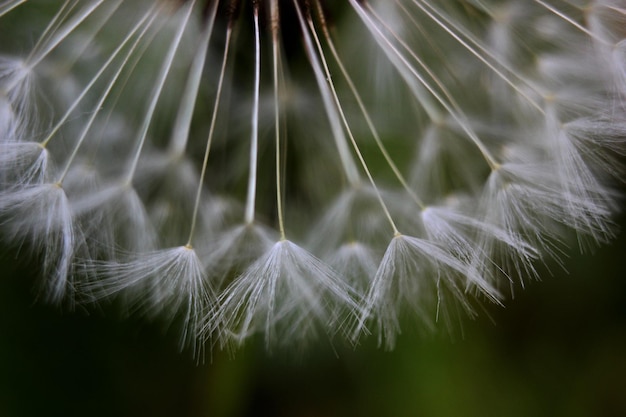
left=1, top=0, right=625, bottom=352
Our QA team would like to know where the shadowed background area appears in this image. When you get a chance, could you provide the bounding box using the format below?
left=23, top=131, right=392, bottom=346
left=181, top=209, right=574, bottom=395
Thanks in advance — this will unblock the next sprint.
left=1, top=1, right=626, bottom=416
left=1, top=211, right=625, bottom=417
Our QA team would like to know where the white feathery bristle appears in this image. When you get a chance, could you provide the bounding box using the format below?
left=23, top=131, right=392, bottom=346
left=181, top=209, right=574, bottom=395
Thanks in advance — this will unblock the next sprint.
left=0, top=94, right=17, bottom=140
left=71, top=182, right=156, bottom=253
left=0, top=183, right=76, bottom=302
left=0, top=141, right=51, bottom=188
left=0, top=56, right=33, bottom=111
left=203, top=223, right=276, bottom=288
left=359, top=234, right=495, bottom=350
left=308, top=186, right=400, bottom=256
left=215, top=240, right=362, bottom=349
left=82, top=245, right=215, bottom=354
left=328, top=241, right=379, bottom=293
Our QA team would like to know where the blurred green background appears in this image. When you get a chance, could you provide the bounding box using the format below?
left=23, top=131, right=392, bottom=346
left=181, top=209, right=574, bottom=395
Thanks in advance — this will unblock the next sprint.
left=1, top=211, right=625, bottom=417
left=1, top=2, right=626, bottom=416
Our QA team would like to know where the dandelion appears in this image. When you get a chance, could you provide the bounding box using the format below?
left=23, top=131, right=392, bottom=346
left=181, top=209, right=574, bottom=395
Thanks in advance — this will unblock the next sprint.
left=0, top=0, right=624, bottom=353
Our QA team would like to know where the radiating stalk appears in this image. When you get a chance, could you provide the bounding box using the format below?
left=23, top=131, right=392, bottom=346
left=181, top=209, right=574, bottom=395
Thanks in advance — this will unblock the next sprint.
left=244, top=1, right=262, bottom=225
left=125, top=0, right=197, bottom=183
left=187, top=8, right=234, bottom=246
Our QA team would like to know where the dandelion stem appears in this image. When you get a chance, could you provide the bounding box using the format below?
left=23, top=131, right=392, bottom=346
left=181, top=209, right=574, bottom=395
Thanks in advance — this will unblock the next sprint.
left=40, top=4, right=160, bottom=149
left=534, top=0, right=612, bottom=46
left=304, top=6, right=400, bottom=235
left=26, top=0, right=75, bottom=65
left=168, top=0, right=218, bottom=157
left=2, top=0, right=79, bottom=94
left=271, top=0, right=286, bottom=241
left=604, top=5, right=626, bottom=15
left=55, top=7, right=159, bottom=185
left=0, top=0, right=27, bottom=18
left=27, top=0, right=106, bottom=70
left=56, top=0, right=124, bottom=76
left=82, top=19, right=165, bottom=162
left=293, top=0, right=360, bottom=187
left=187, top=12, right=233, bottom=246
left=313, top=0, right=426, bottom=210
left=367, top=3, right=501, bottom=167
left=244, top=1, right=261, bottom=225
left=352, top=0, right=500, bottom=171
left=125, top=0, right=196, bottom=184
left=407, top=0, right=544, bottom=113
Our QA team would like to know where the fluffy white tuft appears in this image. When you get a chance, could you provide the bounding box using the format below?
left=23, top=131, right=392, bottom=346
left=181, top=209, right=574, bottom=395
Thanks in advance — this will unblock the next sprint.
left=214, top=240, right=362, bottom=349
left=0, top=183, right=77, bottom=301
left=358, top=234, right=493, bottom=349
left=82, top=245, right=215, bottom=354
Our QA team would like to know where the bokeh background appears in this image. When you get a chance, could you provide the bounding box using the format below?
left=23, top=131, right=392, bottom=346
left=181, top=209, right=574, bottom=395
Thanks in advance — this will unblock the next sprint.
left=1, top=211, right=625, bottom=417
left=1, top=2, right=626, bottom=416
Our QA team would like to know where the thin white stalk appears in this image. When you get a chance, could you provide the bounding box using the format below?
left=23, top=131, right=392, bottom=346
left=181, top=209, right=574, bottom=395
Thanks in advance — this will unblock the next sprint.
left=271, top=0, right=286, bottom=241
left=187, top=24, right=233, bottom=246
left=304, top=11, right=400, bottom=235
left=368, top=3, right=489, bottom=136
left=125, top=0, right=196, bottom=183
left=374, top=3, right=494, bottom=116
left=28, top=0, right=106, bottom=69
left=83, top=20, right=165, bottom=162
left=534, top=0, right=612, bottom=45
left=168, top=0, right=218, bottom=157
left=244, top=4, right=262, bottom=224
left=408, top=0, right=544, bottom=112
left=26, top=0, right=76, bottom=64
left=603, top=5, right=626, bottom=15
left=57, top=0, right=124, bottom=73
left=40, top=4, right=161, bottom=149
left=56, top=7, right=159, bottom=185
left=0, top=0, right=27, bottom=17
left=292, top=0, right=361, bottom=187
left=313, top=1, right=426, bottom=210
left=2, top=0, right=78, bottom=94
left=351, top=0, right=500, bottom=170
